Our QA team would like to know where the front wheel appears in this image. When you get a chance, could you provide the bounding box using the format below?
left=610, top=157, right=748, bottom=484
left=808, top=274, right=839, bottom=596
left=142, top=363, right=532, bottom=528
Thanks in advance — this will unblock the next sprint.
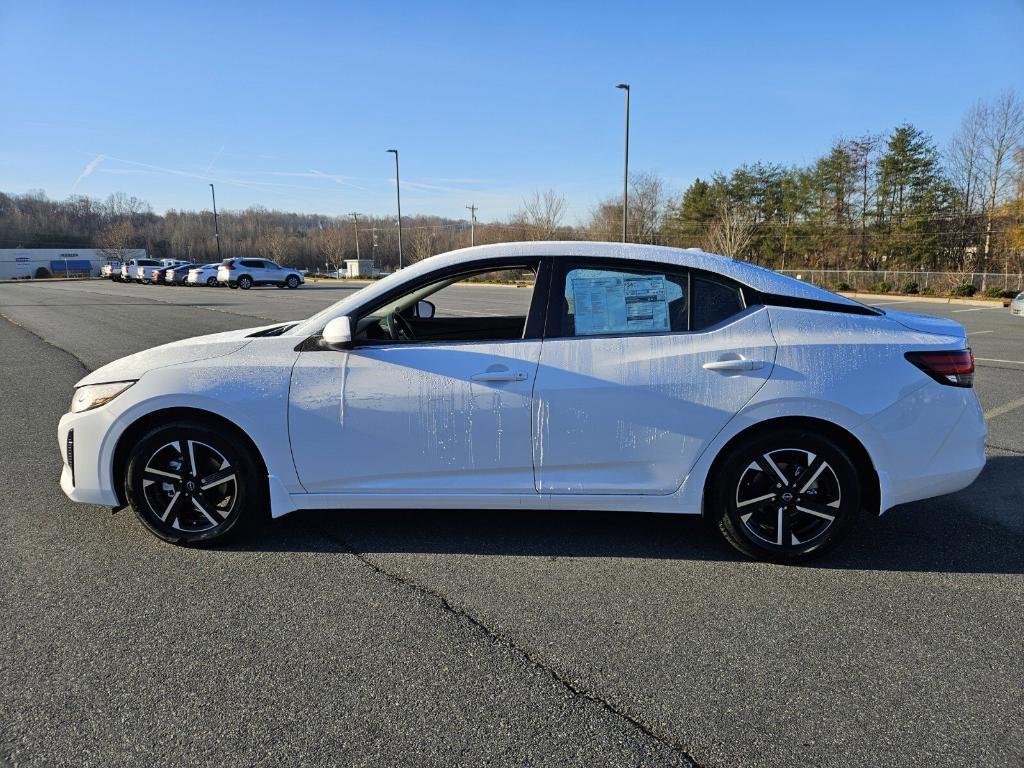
left=285, top=275, right=300, bottom=289
left=206, top=276, right=218, bottom=287
left=124, top=421, right=266, bottom=545
left=710, top=428, right=861, bottom=562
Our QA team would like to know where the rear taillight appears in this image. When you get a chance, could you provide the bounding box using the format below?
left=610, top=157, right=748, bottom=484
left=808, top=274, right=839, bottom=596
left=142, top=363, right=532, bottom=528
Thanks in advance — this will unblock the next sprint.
left=905, top=349, right=974, bottom=388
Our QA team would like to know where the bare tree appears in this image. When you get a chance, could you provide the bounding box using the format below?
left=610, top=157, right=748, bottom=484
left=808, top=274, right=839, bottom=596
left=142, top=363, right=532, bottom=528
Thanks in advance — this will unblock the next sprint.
left=704, top=200, right=756, bottom=259
left=410, top=228, right=435, bottom=263
left=96, top=219, right=135, bottom=263
left=947, top=103, right=986, bottom=268
left=628, top=171, right=666, bottom=243
left=514, top=189, right=566, bottom=239
left=313, top=225, right=347, bottom=274
left=264, top=229, right=292, bottom=265
left=980, top=90, right=1024, bottom=268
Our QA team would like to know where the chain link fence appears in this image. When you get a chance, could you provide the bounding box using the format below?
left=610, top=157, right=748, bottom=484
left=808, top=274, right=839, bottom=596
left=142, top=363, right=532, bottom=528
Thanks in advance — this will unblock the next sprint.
left=777, top=269, right=1023, bottom=296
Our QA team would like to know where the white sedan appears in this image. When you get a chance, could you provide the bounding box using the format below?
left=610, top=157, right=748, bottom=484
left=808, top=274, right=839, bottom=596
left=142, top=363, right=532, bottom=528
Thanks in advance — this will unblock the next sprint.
left=57, top=242, right=985, bottom=561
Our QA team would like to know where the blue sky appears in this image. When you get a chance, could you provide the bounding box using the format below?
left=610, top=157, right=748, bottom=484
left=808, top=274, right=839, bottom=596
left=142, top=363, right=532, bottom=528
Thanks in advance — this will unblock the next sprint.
left=1, top=1, right=1022, bottom=223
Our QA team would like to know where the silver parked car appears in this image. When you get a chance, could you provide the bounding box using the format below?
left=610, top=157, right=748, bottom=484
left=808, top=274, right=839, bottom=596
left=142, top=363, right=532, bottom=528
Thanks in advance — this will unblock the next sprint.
left=1011, top=291, right=1024, bottom=317
left=217, top=258, right=304, bottom=290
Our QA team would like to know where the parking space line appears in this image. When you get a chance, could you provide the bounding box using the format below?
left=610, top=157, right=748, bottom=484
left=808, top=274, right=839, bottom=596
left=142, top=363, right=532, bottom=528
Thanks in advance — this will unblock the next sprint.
left=952, top=308, right=985, bottom=313
left=968, top=330, right=994, bottom=335
left=984, top=395, right=1024, bottom=421
left=975, top=357, right=1024, bottom=365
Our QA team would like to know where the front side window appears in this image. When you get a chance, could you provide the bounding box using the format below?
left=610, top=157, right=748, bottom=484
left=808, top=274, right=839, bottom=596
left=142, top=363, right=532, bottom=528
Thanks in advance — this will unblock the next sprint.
left=561, top=266, right=688, bottom=337
left=353, top=263, right=540, bottom=344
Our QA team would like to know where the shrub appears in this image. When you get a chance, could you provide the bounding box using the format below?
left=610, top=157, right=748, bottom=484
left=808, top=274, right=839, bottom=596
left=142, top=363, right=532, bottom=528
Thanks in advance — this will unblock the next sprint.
left=919, top=285, right=932, bottom=295
left=869, top=281, right=893, bottom=294
left=834, top=281, right=852, bottom=292
left=950, top=283, right=976, bottom=297
left=983, top=286, right=1015, bottom=299
left=901, top=281, right=919, bottom=295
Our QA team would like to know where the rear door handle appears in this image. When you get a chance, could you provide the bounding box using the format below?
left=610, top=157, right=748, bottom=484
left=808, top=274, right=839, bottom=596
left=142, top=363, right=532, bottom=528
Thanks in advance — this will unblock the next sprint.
left=471, top=372, right=528, bottom=382
left=702, top=359, right=763, bottom=372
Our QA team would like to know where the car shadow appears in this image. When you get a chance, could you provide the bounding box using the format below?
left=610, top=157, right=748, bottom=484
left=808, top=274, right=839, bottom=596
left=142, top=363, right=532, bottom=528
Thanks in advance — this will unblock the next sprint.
left=229, top=455, right=1023, bottom=575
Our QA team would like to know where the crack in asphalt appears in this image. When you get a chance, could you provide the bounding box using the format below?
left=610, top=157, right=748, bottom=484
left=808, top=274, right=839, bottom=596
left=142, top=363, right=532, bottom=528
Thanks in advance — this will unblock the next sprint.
left=314, top=525, right=704, bottom=767
left=0, top=311, right=93, bottom=375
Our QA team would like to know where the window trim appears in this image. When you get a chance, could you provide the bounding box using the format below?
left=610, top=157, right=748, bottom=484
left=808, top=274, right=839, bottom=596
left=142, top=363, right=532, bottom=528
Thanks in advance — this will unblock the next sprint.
left=545, top=257, right=749, bottom=340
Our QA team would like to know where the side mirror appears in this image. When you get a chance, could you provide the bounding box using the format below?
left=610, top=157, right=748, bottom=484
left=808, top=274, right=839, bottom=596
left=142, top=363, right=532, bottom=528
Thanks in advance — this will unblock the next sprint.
left=415, top=300, right=435, bottom=319
left=321, top=316, right=353, bottom=350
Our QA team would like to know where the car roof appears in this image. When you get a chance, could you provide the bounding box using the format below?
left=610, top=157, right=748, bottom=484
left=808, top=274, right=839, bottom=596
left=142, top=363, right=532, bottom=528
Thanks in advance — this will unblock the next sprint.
left=380, top=241, right=859, bottom=306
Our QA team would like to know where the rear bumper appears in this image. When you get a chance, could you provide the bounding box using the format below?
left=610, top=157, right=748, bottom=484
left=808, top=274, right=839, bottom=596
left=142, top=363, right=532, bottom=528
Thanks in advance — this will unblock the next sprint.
left=855, top=382, right=986, bottom=512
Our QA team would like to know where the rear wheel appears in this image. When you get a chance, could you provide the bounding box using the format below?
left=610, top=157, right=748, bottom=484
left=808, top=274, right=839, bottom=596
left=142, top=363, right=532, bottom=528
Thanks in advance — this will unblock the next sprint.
left=238, top=275, right=253, bottom=290
left=206, top=276, right=218, bottom=287
left=124, top=421, right=266, bottom=545
left=710, top=428, right=861, bottom=562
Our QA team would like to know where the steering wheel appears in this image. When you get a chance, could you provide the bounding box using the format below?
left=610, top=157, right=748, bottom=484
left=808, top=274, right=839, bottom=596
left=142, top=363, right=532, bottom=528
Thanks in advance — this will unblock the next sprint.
left=385, top=311, right=416, bottom=341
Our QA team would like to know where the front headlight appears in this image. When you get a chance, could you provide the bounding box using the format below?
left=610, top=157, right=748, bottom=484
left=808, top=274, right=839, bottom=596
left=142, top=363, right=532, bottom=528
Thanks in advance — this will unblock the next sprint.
left=70, top=381, right=135, bottom=413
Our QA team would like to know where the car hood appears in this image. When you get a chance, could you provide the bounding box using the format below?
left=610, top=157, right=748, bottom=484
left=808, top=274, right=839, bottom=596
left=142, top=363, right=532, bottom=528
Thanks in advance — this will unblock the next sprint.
left=75, top=325, right=277, bottom=386
left=882, top=309, right=966, bottom=339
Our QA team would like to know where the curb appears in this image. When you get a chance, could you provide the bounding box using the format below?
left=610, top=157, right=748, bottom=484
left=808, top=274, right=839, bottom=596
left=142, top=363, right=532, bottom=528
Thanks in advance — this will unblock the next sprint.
left=839, top=292, right=1009, bottom=308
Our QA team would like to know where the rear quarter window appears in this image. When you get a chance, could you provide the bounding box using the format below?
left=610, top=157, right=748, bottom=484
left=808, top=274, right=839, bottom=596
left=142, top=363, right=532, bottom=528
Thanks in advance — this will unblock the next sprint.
left=692, top=276, right=745, bottom=330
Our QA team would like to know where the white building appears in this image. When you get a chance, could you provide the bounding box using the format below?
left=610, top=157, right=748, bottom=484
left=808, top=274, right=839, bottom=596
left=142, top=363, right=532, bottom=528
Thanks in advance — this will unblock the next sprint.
left=0, top=248, right=148, bottom=280
left=345, top=259, right=379, bottom=278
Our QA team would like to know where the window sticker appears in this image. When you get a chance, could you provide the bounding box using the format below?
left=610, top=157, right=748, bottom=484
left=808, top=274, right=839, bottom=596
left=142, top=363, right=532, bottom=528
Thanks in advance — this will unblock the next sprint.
left=571, top=274, right=670, bottom=335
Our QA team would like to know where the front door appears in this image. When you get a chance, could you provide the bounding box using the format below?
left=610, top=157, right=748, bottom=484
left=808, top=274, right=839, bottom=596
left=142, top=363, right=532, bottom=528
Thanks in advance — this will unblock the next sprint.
left=288, top=259, right=546, bottom=494
left=532, top=259, right=777, bottom=495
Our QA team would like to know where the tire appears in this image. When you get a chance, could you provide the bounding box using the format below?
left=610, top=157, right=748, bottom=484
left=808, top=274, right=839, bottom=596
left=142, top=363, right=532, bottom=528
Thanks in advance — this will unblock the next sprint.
left=124, top=420, right=266, bottom=546
left=285, top=275, right=300, bottom=289
left=228, top=282, right=238, bottom=289
left=709, top=428, right=861, bottom=563
left=141, top=279, right=151, bottom=285
left=238, top=275, right=253, bottom=290
left=206, top=276, right=218, bottom=287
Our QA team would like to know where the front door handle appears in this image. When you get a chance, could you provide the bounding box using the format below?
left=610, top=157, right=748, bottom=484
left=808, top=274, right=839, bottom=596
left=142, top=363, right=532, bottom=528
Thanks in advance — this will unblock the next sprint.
left=702, top=359, right=763, bottom=372
left=471, top=371, right=528, bottom=382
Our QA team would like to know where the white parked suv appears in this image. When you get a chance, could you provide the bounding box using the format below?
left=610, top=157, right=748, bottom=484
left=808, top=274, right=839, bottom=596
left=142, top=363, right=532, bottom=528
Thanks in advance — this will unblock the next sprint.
left=58, top=242, right=985, bottom=561
left=186, top=264, right=224, bottom=287
left=217, top=258, right=304, bottom=290
left=120, top=258, right=161, bottom=283
left=101, top=263, right=121, bottom=281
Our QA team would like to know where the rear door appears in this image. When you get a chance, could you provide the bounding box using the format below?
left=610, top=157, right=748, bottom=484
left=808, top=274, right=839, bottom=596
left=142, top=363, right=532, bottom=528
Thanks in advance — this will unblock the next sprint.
left=532, top=258, right=777, bottom=495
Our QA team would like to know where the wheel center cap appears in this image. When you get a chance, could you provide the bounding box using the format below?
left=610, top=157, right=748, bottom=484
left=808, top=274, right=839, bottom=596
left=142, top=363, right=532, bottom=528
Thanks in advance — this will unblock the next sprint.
left=186, top=481, right=196, bottom=492
left=781, top=492, right=794, bottom=503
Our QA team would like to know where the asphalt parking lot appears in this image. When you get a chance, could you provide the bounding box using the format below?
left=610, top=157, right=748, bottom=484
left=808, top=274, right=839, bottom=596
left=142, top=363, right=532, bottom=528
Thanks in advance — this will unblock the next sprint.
left=2, top=279, right=1022, bottom=767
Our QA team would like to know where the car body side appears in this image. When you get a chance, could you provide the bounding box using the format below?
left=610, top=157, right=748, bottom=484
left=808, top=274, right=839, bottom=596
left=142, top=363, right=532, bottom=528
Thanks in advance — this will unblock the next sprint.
left=58, top=245, right=986, bottom=520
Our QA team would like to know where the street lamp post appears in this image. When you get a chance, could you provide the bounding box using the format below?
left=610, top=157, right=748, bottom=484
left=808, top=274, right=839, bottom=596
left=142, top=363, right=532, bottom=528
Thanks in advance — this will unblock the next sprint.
left=615, top=83, right=630, bottom=243
left=386, top=149, right=403, bottom=269
left=466, top=204, right=477, bottom=246
left=209, top=183, right=223, bottom=261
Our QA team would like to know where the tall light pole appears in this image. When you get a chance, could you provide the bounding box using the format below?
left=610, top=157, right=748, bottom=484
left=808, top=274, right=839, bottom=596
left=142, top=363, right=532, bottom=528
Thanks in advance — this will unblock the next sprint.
left=466, top=204, right=477, bottom=246
left=386, top=149, right=403, bottom=269
left=615, top=83, right=630, bottom=243
left=349, top=212, right=361, bottom=260
left=209, top=183, right=222, bottom=261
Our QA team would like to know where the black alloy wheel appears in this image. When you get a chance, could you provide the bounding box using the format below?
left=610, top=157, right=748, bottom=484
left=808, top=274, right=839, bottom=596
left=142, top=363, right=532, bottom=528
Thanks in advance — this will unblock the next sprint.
left=711, top=428, right=861, bottom=562
left=124, top=421, right=264, bottom=545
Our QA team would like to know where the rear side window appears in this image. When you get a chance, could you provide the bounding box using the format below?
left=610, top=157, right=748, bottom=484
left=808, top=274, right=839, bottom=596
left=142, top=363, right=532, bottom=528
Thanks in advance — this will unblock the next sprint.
left=562, top=266, right=688, bottom=337
left=692, top=276, right=745, bottom=330
left=241, top=260, right=263, bottom=268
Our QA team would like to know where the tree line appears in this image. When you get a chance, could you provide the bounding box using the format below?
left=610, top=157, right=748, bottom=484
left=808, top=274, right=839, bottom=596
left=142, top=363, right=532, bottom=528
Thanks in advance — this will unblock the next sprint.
left=1, top=92, right=1021, bottom=279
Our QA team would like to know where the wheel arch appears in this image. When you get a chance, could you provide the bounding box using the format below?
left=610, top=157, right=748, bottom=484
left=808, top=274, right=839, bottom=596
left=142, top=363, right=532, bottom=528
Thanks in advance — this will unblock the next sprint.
left=111, top=407, right=268, bottom=507
left=702, top=416, right=881, bottom=517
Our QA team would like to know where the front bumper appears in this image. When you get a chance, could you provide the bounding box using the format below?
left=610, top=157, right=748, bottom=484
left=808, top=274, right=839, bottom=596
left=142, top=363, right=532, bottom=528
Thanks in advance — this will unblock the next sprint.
left=58, top=408, right=121, bottom=507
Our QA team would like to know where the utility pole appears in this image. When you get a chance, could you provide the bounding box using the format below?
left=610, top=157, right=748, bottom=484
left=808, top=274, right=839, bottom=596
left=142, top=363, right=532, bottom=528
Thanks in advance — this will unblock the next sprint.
left=209, top=183, right=223, bottom=261
left=466, top=204, right=477, bottom=246
left=349, top=213, right=361, bottom=260
left=386, top=149, right=403, bottom=269
left=615, top=83, right=630, bottom=243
